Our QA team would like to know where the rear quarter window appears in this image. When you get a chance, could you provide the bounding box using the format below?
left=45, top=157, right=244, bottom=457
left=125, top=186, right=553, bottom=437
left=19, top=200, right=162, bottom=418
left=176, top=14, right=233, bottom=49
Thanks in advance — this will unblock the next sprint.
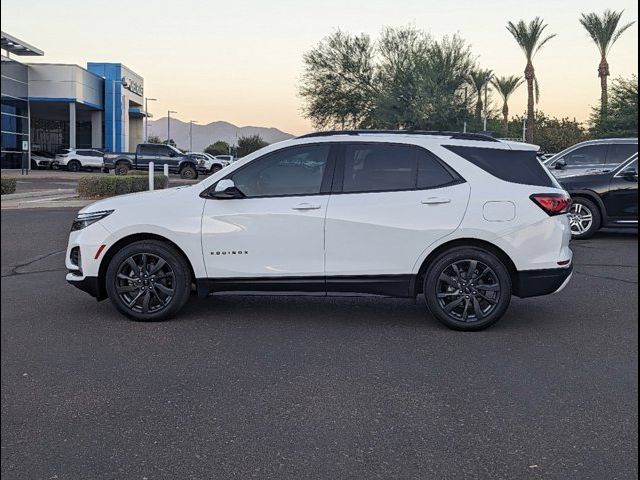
left=444, top=145, right=556, bottom=188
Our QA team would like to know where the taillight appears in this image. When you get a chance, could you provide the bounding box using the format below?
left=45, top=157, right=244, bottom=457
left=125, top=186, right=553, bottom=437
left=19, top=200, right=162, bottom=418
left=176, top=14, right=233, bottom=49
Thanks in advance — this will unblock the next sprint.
left=530, top=193, right=572, bottom=216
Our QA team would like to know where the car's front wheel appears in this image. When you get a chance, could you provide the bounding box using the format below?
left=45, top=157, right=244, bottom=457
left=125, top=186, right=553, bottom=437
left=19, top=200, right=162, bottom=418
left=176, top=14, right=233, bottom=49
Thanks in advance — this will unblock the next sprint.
left=424, top=247, right=512, bottom=331
left=180, top=165, right=198, bottom=180
left=105, top=240, right=192, bottom=321
left=568, top=197, right=601, bottom=239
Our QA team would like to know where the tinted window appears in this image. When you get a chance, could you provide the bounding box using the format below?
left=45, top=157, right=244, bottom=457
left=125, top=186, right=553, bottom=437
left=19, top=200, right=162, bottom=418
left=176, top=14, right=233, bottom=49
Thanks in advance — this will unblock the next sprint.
left=342, top=144, right=417, bottom=193
left=140, top=145, right=169, bottom=156
left=230, top=145, right=330, bottom=197
left=562, top=145, right=608, bottom=166
left=445, top=145, right=556, bottom=187
left=607, top=143, right=638, bottom=166
left=417, top=149, right=457, bottom=189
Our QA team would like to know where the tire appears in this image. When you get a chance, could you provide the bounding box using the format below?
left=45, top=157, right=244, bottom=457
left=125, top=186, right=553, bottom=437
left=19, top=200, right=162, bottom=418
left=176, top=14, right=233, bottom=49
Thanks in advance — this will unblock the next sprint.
left=210, top=164, right=222, bottom=174
left=67, top=160, right=81, bottom=172
left=568, top=197, right=601, bottom=240
left=114, top=162, right=130, bottom=175
left=180, top=164, right=198, bottom=180
left=424, top=247, right=512, bottom=331
left=105, top=240, right=192, bottom=322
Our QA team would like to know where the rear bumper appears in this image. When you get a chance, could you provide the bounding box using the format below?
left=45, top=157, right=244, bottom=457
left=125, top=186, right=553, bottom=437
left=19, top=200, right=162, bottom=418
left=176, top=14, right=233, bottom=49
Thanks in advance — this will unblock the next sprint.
left=513, top=265, right=573, bottom=298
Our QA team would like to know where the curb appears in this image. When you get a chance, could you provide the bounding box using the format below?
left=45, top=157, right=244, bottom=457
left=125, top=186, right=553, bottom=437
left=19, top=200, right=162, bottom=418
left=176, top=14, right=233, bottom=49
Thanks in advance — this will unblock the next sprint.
left=1, top=189, right=76, bottom=200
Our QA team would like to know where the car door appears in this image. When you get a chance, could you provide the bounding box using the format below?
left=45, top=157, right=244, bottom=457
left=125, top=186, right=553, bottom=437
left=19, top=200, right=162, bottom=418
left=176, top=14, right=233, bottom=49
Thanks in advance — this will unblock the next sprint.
left=605, top=143, right=638, bottom=169
left=136, top=144, right=159, bottom=168
left=603, top=158, right=638, bottom=221
left=201, top=143, right=334, bottom=282
left=324, top=142, right=470, bottom=283
left=84, top=150, right=104, bottom=168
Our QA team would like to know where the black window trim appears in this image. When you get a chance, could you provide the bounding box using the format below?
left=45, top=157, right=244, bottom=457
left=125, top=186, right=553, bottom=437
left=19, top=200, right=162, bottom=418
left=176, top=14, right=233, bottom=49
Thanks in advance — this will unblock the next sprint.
left=201, top=143, right=339, bottom=199
left=331, top=141, right=465, bottom=195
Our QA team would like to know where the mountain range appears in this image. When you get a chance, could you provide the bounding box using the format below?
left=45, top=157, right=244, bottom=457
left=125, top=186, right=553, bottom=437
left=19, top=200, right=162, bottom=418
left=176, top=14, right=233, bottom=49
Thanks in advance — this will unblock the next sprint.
left=146, top=118, right=295, bottom=152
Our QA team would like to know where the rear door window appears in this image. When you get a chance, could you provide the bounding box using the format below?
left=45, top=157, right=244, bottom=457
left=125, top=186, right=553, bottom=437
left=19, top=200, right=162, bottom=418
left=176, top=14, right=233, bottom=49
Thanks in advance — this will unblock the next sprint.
left=444, top=145, right=556, bottom=187
left=417, top=149, right=458, bottom=189
left=607, top=143, right=638, bottom=166
left=342, top=144, right=418, bottom=193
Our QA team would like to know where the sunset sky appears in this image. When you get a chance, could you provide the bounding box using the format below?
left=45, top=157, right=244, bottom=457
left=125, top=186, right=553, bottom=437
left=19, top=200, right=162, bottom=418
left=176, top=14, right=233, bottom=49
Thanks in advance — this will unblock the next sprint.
left=2, top=0, right=638, bottom=135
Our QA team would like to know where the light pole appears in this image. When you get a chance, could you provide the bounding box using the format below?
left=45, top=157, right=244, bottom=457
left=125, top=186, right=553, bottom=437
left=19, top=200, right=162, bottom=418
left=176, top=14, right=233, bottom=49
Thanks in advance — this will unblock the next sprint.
left=145, top=97, right=157, bottom=142
left=189, top=120, right=198, bottom=152
left=167, top=110, right=177, bottom=146
left=111, top=79, right=123, bottom=152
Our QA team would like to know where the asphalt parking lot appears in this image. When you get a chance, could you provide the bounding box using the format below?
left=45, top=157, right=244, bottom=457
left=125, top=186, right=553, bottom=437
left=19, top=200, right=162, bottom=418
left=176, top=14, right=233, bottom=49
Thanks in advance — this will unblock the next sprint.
left=1, top=208, right=638, bottom=480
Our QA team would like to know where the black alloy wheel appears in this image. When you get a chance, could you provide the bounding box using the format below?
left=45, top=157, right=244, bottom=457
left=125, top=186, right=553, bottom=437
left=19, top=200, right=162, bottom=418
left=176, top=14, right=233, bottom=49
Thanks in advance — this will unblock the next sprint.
left=425, top=247, right=512, bottom=331
left=105, top=240, right=192, bottom=321
left=114, top=253, right=176, bottom=314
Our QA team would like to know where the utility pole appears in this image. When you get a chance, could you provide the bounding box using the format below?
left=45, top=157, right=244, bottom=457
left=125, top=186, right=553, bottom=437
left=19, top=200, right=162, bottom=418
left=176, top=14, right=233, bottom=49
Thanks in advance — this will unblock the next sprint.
left=167, top=110, right=177, bottom=146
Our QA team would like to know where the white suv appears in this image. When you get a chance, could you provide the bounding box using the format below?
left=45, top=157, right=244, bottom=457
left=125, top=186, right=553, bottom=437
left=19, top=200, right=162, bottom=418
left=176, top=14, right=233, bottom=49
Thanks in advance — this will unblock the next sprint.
left=55, top=148, right=105, bottom=172
left=65, top=131, right=573, bottom=330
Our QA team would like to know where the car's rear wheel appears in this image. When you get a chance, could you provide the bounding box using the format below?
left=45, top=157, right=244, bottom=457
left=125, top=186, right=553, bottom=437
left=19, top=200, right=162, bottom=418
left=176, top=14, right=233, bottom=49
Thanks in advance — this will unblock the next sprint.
left=67, top=160, right=81, bottom=172
left=180, top=165, right=198, bottom=180
left=424, top=247, right=512, bottom=331
left=568, top=198, right=601, bottom=239
left=210, top=164, right=222, bottom=174
left=114, top=162, right=130, bottom=175
left=105, top=240, right=192, bottom=321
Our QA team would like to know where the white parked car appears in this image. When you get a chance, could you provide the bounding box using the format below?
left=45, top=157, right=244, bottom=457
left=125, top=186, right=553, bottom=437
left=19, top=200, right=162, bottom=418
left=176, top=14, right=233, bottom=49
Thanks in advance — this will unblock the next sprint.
left=187, top=153, right=230, bottom=174
left=54, top=148, right=105, bottom=172
left=66, top=131, right=573, bottom=330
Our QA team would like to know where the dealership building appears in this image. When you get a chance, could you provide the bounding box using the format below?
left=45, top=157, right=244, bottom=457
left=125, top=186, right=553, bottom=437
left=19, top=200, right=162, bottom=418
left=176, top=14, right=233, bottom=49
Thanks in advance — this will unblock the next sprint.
left=1, top=31, right=147, bottom=169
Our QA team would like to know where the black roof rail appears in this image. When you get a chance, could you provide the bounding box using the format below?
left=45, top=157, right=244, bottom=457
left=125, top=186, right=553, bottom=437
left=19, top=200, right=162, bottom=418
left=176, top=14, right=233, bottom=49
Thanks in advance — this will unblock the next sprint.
left=296, top=130, right=500, bottom=142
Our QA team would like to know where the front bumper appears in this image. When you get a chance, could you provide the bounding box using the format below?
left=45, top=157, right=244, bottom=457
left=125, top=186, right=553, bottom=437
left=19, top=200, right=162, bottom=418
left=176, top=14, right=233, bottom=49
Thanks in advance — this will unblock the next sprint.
left=67, top=273, right=103, bottom=299
left=513, top=264, right=574, bottom=298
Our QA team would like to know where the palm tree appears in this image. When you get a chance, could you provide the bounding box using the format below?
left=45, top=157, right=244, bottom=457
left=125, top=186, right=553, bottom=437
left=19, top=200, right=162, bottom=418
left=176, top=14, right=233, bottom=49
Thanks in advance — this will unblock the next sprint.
left=491, top=75, right=524, bottom=132
left=506, top=18, right=556, bottom=143
left=579, top=10, right=636, bottom=119
left=467, top=68, right=493, bottom=121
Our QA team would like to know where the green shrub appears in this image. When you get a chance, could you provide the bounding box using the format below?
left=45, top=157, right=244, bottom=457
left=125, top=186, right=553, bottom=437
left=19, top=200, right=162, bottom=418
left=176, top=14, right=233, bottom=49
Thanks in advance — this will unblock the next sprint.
left=77, top=175, right=168, bottom=199
left=127, top=169, right=154, bottom=176
left=1, top=176, right=17, bottom=195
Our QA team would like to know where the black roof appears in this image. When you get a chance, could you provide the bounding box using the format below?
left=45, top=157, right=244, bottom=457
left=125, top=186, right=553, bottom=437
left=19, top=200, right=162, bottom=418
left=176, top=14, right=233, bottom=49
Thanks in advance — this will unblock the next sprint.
left=297, top=130, right=500, bottom=142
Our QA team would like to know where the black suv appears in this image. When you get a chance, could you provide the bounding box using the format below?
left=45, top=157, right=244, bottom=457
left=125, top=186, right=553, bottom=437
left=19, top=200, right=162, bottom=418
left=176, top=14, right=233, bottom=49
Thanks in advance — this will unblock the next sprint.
left=545, top=138, right=637, bottom=178
left=559, top=154, right=638, bottom=239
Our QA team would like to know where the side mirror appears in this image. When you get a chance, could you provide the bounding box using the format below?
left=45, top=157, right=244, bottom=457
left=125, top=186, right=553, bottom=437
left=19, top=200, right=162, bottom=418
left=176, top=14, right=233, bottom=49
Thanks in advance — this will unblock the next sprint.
left=555, top=159, right=567, bottom=170
left=211, top=179, right=244, bottom=199
left=623, top=169, right=638, bottom=181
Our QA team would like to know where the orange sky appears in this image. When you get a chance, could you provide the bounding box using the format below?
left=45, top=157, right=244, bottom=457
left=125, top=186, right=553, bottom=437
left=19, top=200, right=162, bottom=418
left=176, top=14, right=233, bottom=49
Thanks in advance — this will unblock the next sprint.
left=2, top=0, right=638, bottom=135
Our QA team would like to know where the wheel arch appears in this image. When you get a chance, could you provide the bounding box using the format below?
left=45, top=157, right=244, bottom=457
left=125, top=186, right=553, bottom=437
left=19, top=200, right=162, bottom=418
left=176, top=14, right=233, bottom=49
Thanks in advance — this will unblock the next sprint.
left=412, top=238, right=518, bottom=297
left=97, top=233, right=197, bottom=300
left=567, top=189, right=606, bottom=222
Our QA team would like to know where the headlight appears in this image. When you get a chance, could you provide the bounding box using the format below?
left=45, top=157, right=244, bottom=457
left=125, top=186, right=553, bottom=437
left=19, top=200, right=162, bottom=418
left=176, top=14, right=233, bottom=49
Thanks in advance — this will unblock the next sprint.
left=71, top=210, right=114, bottom=231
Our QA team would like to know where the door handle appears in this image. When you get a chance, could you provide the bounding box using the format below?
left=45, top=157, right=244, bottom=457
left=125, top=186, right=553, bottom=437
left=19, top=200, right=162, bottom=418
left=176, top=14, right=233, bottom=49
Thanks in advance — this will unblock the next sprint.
left=422, top=197, right=451, bottom=205
left=292, top=203, right=322, bottom=211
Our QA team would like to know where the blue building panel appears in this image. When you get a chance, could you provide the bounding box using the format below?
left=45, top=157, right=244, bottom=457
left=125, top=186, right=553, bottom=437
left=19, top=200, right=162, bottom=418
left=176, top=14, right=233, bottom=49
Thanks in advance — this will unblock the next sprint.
left=88, top=63, right=124, bottom=152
